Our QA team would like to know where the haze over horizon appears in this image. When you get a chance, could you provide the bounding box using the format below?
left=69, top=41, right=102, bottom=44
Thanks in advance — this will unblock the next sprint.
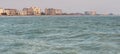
left=0, top=0, right=120, bottom=14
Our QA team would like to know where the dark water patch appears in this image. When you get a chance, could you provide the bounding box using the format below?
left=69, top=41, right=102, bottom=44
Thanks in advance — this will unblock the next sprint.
left=0, top=49, right=9, bottom=52
left=15, top=52, right=27, bottom=54
left=80, top=45, right=101, bottom=51
left=10, top=42, right=25, bottom=47
left=13, top=31, right=25, bottom=35
left=108, top=38, right=120, bottom=42
left=25, top=28, right=63, bottom=35
left=68, top=33, right=91, bottom=38
left=26, top=29, right=47, bottom=34
left=115, top=24, right=120, bottom=26
left=52, top=47, right=74, bottom=51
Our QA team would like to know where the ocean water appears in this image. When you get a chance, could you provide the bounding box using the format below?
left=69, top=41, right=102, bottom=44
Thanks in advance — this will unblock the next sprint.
left=0, top=16, right=120, bottom=54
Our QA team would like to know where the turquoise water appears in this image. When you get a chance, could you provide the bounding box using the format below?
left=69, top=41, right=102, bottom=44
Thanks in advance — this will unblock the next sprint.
left=0, top=16, right=120, bottom=54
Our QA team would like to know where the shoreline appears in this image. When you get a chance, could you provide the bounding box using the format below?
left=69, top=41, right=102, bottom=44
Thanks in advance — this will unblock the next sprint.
left=0, top=15, right=117, bottom=17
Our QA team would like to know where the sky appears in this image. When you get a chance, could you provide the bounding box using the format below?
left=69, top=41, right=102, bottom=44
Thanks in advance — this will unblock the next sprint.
left=0, top=0, right=120, bottom=14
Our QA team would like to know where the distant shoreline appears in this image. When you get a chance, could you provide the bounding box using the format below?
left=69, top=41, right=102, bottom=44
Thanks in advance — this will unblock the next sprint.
left=0, top=15, right=120, bottom=17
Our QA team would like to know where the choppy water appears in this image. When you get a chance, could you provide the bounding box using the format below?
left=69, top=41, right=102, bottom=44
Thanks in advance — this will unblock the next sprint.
left=0, top=16, right=120, bottom=54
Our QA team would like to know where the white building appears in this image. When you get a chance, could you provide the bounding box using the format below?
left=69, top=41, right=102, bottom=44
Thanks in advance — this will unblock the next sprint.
left=0, top=8, right=4, bottom=15
left=45, top=8, right=62, bottom=15
left=19, top=10, right=27, bottom=16
left=22, top=6, right=41, bottom=15
left=55, top=9, right=62, bottom=15
left=30, top=6, right=41, bottom=15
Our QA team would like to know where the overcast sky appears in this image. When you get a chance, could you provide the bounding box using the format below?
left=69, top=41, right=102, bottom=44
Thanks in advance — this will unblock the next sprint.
left=0, top=0, right=120, bottom=14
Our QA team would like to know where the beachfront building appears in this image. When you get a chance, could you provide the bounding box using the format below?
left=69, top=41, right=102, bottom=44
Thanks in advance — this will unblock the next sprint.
left=55, top=9, right=62, bottom=15
left=84, top=11, right=91, bottom=15
left=18, top=10, right=27, bottom=16
left=30, top=7, right=41, bottom=15
left=45, top=8, right=55, bottom=15
left=45, top=8, right=62, bottom=15
left=4, top=9, right=18, bottom=16
left=0, top=8, right=4, bottom=15
left=84, top=10, right=96, bottom=15
left=91, top=10, right=97, bottom=15
left=22, top=8, right=33, bottom=15
left=22, top=6, right=41, bottom=16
